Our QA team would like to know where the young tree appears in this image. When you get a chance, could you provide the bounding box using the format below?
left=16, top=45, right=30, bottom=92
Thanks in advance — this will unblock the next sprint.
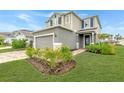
left=114, top=34, right=122, bottom=40
left=98, top=33, right=110, bottom=40
left=114, top=34, right=122, bottom=43
left=0, top=36, right=5, bottom=45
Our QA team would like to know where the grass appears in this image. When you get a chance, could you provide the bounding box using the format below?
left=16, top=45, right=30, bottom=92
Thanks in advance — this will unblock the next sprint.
left=0, top=48, right=25, bottom=53
left=0, top=45, right=9, bottom=47
left=0, top=46, right=124, bottom=82
left=0, top=45, right=5, bottom=47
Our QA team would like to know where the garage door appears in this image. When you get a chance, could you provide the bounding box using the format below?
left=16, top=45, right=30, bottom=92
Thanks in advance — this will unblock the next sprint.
left=35, top=35, right=53, bottom=48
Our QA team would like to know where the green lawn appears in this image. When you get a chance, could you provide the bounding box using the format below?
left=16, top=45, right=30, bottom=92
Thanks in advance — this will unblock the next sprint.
left=0, top=45, right=5, bottom=47
left=0, top=46, right=124, bottom=82
left=0, top=48, right=25, bottom=53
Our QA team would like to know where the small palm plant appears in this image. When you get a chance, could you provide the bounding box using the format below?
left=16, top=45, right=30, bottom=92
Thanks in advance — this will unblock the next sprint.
left=43, top=48, right=58, bottom=69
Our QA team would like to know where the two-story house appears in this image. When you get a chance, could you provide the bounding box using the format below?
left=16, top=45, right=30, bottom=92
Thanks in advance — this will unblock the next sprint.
left=33, top=11, right=102, bottom=49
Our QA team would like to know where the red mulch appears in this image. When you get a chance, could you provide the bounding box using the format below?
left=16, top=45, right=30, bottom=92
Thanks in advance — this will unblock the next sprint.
left=27, top=58, right=76, bottom=75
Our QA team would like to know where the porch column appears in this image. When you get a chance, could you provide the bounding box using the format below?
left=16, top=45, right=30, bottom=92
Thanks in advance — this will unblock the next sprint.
left=33, top=36, right=36, bottom=48
left=76, top=34, right=79, bottom=49
left=83, top=34, right=85, bottom=48
left=91, top=32, right=95, bottom=44
left=89, top=34, right=92, bottom=44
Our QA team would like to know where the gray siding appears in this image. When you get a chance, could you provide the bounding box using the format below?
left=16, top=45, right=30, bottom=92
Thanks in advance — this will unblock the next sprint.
left=34, top=28, right=55, bottom=35
left=56, top=27, right=77, bottom=49
left=71, top=13, right=82, bottom=31
left=33, top=27, right=77, bottom=49
left=33, top=28, right=59, bottom=42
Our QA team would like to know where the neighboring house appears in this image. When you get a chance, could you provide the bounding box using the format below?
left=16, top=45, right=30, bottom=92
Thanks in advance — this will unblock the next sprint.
left=0, top=30, right=33, bottom=44
left=33, top=11, right=102, bottom=49
left=11, top=30, right=33, bottom=43
left=0, top=32, right=12, bottom=44
left=118, top=39, right=124, bottom=45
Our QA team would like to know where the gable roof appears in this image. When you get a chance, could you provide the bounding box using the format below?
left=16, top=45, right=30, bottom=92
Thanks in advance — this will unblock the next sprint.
left=46, top=12, right=65, bottom=23
left=82, top=15, right=102, bottom=29
left=46, top=11, right=82, bottom=23
left=64, top=11, right=82, bottom=21
left=33, top=25, right=74, bottom=34
left=46, top=11, right=102, bottom=29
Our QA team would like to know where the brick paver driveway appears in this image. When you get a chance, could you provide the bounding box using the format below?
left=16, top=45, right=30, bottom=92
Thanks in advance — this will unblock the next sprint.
left=0, top=50, right=28, bottom=64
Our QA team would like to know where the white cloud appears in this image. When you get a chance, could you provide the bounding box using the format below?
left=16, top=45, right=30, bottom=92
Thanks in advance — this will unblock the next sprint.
left=17, top=14, right=34, bottom=23
left=102, top=25, right=124, bottom=36
left=102, top=20, right=124, bottom=36
left=0, top=23, right=21, bottom=32
left=34, top=12, right=54, bottom=17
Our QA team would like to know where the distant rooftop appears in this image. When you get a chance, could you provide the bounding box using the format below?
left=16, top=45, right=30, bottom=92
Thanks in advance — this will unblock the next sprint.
left=13, top=29, right=33, bottom=37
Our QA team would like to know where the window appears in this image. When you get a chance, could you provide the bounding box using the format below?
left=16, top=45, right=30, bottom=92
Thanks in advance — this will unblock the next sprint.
left=90, top=18, right=94, bottom=27
left=85, top=23, right=88, bottom=27
left=54, top=15, right=56, bottom=18
left=65, top=15, right=69, bottom=23
left=58, top=17, right=61, bottom=24
left=50, top=20, right=53, bottom=26
left=82, top=21, right=84, bottom=28
left=84, top=20, right=89, bottom=28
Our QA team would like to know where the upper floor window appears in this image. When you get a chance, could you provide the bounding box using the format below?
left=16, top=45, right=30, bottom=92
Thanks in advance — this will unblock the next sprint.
left=58, top=17, right=61, bottom=24
left=90, top=18, right=94, bottom=27
left=65, top=15, right=69, bottom=23
left=85, top=23, right=88, bottom=27
left=54, top=15, right=56, bottom=18
left=82, top=21, right=84, bottom=28
left=50, top=20, right=53, bottom=26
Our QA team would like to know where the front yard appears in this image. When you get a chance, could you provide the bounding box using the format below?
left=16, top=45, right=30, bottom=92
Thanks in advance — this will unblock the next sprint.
left=0, top=46, right=124, bottom=82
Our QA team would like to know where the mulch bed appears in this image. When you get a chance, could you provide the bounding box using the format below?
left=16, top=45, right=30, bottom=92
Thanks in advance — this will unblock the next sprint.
left=27, top=58, right=76, bottom=75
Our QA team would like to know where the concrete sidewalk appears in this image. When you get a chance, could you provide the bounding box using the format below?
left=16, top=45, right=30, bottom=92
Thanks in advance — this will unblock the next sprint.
left=73, top=49, right=86, bottom=55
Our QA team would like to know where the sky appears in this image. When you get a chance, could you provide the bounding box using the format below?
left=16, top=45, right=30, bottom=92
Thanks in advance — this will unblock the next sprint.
left=0, top=10, right=124, bottom=36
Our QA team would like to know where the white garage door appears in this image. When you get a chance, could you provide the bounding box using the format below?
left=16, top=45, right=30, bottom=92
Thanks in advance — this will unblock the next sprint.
left=35, top=35, right=53, bottom=48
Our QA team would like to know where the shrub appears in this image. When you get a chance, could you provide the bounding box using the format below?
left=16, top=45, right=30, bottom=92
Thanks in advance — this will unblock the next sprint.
left=59, top=46, right=73, bottom=62
left=12, top=39, right=27, bottom=49
left=26, top=47, right=36, bottom=58
left=86, top=43, right=115, bottom=55
left=0, top=36, right=5, bottom=45
left=86, top=44, right=101, bottom=54
left=101, top=43, right=115, bottom=55
left=26, top=46, right=73, bottom=69
left=43, top=48, right=58, bottom=68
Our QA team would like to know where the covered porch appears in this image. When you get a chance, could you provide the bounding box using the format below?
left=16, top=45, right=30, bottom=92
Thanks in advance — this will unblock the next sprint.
left=76, top=31, right=96, bottom=48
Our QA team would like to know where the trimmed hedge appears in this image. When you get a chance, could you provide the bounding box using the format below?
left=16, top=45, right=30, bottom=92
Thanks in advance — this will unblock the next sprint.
left=86, top=43, right=115, bottom=55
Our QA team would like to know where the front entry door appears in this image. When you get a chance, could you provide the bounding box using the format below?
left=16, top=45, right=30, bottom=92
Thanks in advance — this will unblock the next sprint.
left=85, top=35, right=90, bottom=45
